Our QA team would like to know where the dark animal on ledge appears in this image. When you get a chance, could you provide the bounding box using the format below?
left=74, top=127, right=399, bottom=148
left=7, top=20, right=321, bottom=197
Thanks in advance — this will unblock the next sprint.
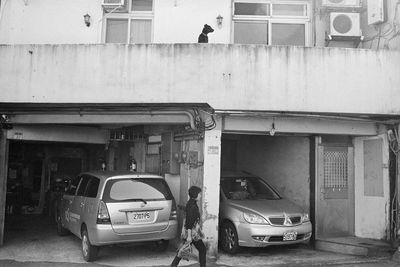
left=198, top=24, right=214, bottom=43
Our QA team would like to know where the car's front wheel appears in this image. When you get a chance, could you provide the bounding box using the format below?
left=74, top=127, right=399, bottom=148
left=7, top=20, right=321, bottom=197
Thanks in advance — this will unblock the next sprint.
left=221, top=222, right=240, bottom=254
left=81, top=227, right=98, bottom=262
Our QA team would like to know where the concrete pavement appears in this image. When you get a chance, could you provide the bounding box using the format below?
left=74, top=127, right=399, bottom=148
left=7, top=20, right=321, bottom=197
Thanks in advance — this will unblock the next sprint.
left=1, top=214, right=399, bottom=267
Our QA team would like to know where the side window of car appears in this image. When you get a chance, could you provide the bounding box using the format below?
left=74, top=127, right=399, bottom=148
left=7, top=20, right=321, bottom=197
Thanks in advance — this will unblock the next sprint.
left=66, top=177, right=81, bottom=195
left=76, top=176, right=91, bottom=196
left=85, top=177, right=100, bottom=198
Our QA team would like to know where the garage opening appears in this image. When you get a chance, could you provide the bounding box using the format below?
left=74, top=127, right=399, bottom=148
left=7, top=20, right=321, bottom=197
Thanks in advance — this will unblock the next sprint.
left=221, top=133, right=311, bottom=210
left=219, top=133, right=312, bottom=253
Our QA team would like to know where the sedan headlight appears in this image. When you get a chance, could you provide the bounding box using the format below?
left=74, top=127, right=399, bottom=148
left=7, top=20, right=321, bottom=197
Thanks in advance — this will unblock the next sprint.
left=302, top=213, right=310, bottom=222
left=243, top=212, right=269, bottom=224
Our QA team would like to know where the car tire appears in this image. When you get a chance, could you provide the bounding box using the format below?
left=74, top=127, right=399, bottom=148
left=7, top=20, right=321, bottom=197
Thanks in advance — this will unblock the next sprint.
left=56, top=213, right=69, bottom=236
left=221, top=222, right=240, bottom=254
left=153, top=240, right=169, bottom=252
left=81, top=227, right=98, bottom=262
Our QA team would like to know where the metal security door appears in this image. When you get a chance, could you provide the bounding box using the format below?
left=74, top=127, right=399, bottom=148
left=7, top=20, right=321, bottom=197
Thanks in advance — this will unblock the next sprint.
left=316, top=144, right=354, bottom=238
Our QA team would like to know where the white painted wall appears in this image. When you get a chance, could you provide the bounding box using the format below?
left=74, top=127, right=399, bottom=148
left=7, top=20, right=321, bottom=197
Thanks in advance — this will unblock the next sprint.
left=0, top=0, right=231, bottom=44
left=1, top=0, right=400, bottom=50
left=354, top=135, right=390, bottom=239
left=0, top=0, right=103, bottom=44
left=153, top=0, right=231, bottom=44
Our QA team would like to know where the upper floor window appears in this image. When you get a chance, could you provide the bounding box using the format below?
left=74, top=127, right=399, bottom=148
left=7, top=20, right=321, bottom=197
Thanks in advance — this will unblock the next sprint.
left=233, top=0, right=310, bottom=46
left=103, top=0, right=153, bottom=44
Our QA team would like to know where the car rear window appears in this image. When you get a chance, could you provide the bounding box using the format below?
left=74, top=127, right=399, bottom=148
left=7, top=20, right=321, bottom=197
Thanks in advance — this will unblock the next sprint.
left=221, top=176, right=281, bottom=200
left=102, top=178, right=174, bottom=203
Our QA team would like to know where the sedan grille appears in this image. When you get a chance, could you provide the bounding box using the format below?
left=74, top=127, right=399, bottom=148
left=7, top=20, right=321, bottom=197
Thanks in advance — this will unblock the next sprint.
left=268, top=215, right=302, bottom=226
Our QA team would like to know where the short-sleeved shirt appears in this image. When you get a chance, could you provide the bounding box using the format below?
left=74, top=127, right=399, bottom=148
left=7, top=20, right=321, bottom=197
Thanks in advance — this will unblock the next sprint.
left=184, top=198, right=200, bottom=230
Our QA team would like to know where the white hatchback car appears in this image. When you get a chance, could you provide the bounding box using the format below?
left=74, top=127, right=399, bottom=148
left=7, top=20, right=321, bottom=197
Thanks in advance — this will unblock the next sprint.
left=56, top=171, right=178, bottom=261
left=219, top=172, right=312, bottom=254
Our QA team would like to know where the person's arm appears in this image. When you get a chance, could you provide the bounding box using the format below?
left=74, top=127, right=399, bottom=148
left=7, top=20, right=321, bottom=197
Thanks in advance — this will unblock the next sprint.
left=186, top=229, right=192, bottom=243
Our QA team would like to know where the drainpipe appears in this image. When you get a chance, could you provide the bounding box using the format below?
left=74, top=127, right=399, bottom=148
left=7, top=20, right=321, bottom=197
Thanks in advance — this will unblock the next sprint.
left=7, top=110, right=197, bottom=131
left=392, top=123, right=400, bottom=262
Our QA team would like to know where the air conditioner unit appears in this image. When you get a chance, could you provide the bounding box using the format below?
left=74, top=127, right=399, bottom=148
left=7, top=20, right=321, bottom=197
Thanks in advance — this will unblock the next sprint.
left=101, top=0, right=124, bottom=6
left=322, top=0, right=361, bottom=7
left=330, top=12, right=361, bottom=36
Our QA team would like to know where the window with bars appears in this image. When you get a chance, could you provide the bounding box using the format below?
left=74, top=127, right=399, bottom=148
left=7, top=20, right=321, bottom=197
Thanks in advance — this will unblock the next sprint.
left=323, top=147, right=348, bottom=189
left=232, top=0, right=310, bottom=46
left=103, top=0, right=153, bottom=44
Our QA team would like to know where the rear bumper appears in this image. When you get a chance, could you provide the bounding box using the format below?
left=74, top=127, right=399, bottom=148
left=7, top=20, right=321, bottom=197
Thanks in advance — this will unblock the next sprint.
left=234, top=221, right=312, bottom=247
left=87, top=220, right=178, bottom=246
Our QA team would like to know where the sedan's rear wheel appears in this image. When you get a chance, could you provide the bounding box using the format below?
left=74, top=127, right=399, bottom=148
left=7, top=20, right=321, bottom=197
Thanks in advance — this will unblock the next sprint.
left=221, top=222, right=240, bottom=254
left=81, top=228, right=98, bottom=262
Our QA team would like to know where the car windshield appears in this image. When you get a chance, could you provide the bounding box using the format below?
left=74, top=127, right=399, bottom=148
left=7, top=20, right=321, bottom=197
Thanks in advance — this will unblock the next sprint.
left=221, top=176, right=281, bottom=200
left=102, top=178, right=174, bottom=203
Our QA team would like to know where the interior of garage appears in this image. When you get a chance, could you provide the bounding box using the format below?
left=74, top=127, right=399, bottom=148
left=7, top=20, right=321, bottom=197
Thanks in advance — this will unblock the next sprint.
left=5, top=140, right=105, bottom=230
left=221, top=134, right=311, bottom=212
left=3, top=123, right=205, bottom=247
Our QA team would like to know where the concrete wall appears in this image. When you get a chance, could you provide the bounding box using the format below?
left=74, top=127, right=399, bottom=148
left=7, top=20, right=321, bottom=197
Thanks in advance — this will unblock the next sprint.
left=236, top=135, right=310, bottom=212
left=1, top=44, right=399, bottom=116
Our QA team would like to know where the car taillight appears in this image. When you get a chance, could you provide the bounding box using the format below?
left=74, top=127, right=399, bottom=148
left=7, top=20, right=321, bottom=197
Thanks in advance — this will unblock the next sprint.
left=169, top=199, right=177, bottom=220
left=97, top=200, right=111, bottom=224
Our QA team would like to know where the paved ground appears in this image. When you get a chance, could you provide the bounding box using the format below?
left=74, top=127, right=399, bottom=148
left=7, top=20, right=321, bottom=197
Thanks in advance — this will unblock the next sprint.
left=1, top=214, right=399, bottom=267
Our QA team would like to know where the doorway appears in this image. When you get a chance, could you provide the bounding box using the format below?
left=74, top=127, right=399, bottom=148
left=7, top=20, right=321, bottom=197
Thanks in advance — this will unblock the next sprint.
left=316, top=141, right=355, bottom=238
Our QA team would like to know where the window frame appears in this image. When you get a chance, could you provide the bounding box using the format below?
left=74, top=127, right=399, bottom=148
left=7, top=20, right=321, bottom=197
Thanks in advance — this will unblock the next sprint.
left=102, top=0, right=154, bottom=44
left=232, top=0, right=311, bottom=46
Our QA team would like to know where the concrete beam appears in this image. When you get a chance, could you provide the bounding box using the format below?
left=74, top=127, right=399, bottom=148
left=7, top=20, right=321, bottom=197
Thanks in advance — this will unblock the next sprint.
left=223, top=116, right=379, bottom=136
left=8, top=113, right=192, bottom=125
left=6, top=125, right=108, bottom=144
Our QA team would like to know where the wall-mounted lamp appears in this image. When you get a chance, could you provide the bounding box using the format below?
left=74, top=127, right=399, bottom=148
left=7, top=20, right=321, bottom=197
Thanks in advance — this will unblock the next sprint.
left=216, top=14, right=223, bottom=28
left=269, top=120, right=276, bottom=136
left=83, top=13, right=91, bottom=27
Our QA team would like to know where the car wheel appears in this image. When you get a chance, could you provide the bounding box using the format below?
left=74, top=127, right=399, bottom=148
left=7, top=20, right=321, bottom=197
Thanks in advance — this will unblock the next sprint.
left=153, top=240, right=169, bottom=252
left=221, top=222, right=240, bottom=254
left=81, top=228, right=98, bottom=262
left=56, top=213, right=68, bottom=236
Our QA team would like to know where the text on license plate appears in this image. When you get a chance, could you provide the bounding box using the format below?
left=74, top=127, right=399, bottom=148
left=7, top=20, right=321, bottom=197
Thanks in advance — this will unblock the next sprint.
left=128, top=211, right=152, bottom=223
left=283, top=231, right=297, bottom=241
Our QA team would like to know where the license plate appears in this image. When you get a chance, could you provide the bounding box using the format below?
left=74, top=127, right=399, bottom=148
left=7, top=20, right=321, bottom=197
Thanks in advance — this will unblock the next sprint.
left=127, top=211, right=152, bottom=223
left=283, top=231, right=297, bottom=241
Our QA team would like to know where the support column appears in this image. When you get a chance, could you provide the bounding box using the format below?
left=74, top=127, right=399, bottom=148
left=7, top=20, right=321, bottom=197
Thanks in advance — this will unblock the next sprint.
left=201, top=120, right=222, bottom=259
left=0, top=130, right=9, bottom=246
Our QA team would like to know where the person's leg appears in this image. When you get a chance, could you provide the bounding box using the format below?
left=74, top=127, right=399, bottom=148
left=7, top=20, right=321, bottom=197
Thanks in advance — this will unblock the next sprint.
left=192, top=240, right=206, bottom=267
left=170, top=255, right=181, bottom=267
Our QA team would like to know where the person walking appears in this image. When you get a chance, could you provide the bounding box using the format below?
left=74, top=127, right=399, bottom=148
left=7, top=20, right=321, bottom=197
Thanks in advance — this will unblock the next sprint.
left=171, top=186, right=206, bottom=267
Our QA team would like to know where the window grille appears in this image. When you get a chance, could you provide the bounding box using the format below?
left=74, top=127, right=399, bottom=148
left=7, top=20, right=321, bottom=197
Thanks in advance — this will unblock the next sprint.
left=323, top=147, right=348, bottom=189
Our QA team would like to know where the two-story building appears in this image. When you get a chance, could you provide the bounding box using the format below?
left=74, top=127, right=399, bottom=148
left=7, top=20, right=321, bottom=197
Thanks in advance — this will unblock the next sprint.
left=0, top=0, right=399, bottom=258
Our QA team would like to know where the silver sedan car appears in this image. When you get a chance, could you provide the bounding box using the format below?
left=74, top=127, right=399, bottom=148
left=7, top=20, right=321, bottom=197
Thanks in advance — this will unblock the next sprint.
left=219, top=172, right=312, bottom=253
left=56, top=171, right=178, bottom=261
